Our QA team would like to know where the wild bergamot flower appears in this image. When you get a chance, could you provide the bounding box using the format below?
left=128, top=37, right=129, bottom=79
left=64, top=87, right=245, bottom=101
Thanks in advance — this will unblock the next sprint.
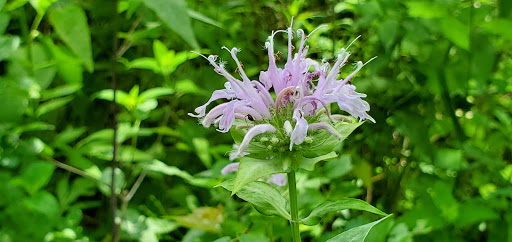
left=190, top=21, right=375, bottom=163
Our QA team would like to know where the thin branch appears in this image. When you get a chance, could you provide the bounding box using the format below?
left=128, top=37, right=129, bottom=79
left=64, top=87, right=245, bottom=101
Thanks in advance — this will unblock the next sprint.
left=40, top=153, right=107, bottom=185
left=117, top=16, right=143, bottom=57
left=111, top=0, right=120, bottom=241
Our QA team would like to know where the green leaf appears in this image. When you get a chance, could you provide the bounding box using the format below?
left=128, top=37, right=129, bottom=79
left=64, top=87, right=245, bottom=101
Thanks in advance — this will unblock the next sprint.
left=0, top=78, right=28, bottom=122
left=405, top=1, right=447, bottom=18
left=93, top=89, right=132, bottom=109
left=121, top=57, right=160, bottom=73
left=139, top=87, right=174, bottom=102
left=440, top=17, right=469, bottom=50
left=0, top=36, right=20, bottom=61
left=35, top=96, right=74, bottom=117
left=41, top=83, right=82, bottom=101
left=0, top=12, right=10, bottom=34
left=378, top=20, right=398, bottom=51
left=327, top=214, right=393, bottom=242
left=216, top=179, right=291, bottom=220
left=99, top=167, right=125, bottom=195
left=297, top=151, right=338, bottom=171
left=301, top=199, right=387, bottom=226
left=12, top=161, right=55, bottom=195
left=192, top=137, right=211, bottom=168
left=303, top=121, right=364, bottom=158
left=480, top=19, right=512, bottom=39
left=232, top=156, right=290, bottom=195
left=147, top=159, right=217, bottom=188
left=41, top=36, right=83, bottom=84
left=142, top=0, right=199, bottom=49
left=48, top=3, right=93, bottom=72
left=187, top=9, right=223, bottom=29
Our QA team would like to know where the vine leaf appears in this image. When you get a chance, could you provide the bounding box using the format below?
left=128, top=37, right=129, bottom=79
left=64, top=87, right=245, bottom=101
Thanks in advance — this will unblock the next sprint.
left=216, top=179, right=291, bottom=220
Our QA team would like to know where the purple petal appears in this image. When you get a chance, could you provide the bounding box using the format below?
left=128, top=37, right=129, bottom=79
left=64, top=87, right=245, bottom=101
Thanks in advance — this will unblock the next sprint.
left=236, top=124, right=277, bottom=157
left=268, top=174, right=287, bottom=186
left=308, top=122, right=341, bottom=140
left=221, top=162, right=240, bottom=176
left=290, top=109, right=308, bottom=150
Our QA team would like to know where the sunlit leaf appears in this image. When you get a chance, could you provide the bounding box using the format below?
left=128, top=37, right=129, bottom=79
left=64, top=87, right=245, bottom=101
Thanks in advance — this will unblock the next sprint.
left=35, top=96, right=74, bottom=117
left=172, top=206, right=223, bottom=233
left=217, top=179, right=291, bottom=220
left=232, top=156, right=290, bottom=195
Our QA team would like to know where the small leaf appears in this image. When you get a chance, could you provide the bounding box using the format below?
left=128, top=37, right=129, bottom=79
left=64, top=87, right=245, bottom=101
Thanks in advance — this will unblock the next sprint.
left=301, top=199, right=387, bottom=226
left=297, top=151, right=338, bottom=171
left=172, top=206, right=223, bottom=233
left=303, top=121, right=364, bottom=158
left=0, top=36, right=20, bottom=61
left=192, top=137, right=211, bottom=168
left=216, top=179, right=291, bottom=220
left=142, top=0, right=199, bottom=49
left=440, top=17, right=469, bottom=50
left=35, top=96, right=74, bottom=117
left=187, top=9, right=223, bottom=29
left=232, top=156, right=290, bottom=195
left=99, top=167, right=125, bottom=196
left=147, top=159, right=217, bottom=188
left=41, top=83, right=82, bottom=101
left=139, top=87, right=174, bottom=102
left=12, top=161, right=55, bottom=195
left=326, top=214, right=393, bottom=242
left=48, top=3, right=93, bottom=72
left=378, top=20, right=398, bottom=51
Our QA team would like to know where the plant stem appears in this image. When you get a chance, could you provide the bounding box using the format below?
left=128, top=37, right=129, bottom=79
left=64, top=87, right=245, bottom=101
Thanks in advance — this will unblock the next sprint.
left=287, top=170, right=301, bottom=242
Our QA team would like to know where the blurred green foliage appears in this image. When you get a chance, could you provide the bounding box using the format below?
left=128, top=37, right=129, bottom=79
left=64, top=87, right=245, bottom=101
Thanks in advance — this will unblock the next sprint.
left=0, top=0, right=511, bottom=241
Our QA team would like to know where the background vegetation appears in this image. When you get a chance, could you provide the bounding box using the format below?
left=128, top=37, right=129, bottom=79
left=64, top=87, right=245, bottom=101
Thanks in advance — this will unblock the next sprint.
left=0, top=0, right=511, bottom=241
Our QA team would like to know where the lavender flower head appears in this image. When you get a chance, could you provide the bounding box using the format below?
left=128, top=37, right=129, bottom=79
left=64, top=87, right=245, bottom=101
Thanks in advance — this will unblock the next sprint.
left=190, top=20, right=375, bottom=161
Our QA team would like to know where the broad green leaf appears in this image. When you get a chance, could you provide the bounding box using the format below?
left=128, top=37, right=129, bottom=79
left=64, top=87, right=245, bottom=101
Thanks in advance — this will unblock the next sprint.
left=48, top=3, right=93, bottom=72
left=216, top=179, right=291, bottom=220
left=142, top=0, right=199, bottom=49
left=440, top=17, right=469, bottom=50
left=80, top=143, right=153, bottom=162
left=232, top=156, right=290, bottom=195
left=297, top=151, right=338, bottom=171
left=301, top=199, right=387, bottom=226
left=12, top=161, right=55, bottom=195
left=35, top=96, right=74, bottom=117
left=0, top=36, right=20, bottom=61
left=327, top=214, right=393, bottom=242
left=147, top=159, right=217, bottom=188
left=434, top=149, right=465, bottom=171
